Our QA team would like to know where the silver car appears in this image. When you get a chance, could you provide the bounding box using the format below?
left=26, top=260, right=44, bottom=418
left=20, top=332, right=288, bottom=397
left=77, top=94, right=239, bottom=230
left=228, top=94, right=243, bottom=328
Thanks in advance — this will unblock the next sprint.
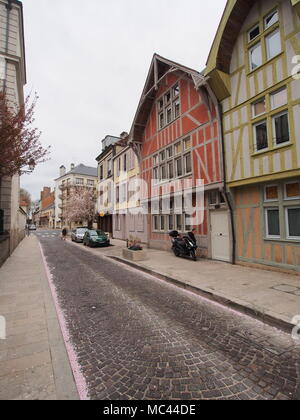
left=71, top=227, right=88, bottom=243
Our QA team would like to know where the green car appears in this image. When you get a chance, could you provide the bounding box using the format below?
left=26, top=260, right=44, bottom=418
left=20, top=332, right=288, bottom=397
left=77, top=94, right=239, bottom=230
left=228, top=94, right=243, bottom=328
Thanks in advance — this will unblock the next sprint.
left=83, top=230, right=110, bottom=248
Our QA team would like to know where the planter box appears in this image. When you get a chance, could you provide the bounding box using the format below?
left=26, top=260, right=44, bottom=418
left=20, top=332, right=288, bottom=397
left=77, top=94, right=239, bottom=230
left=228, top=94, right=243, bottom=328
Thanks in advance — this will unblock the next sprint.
left=122, top=249, right=147, bottom=262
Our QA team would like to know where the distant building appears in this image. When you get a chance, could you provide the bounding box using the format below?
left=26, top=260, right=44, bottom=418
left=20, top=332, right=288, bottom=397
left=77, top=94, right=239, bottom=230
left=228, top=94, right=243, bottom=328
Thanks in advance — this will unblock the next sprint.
left=39, top=187, right=55, bottom=229
left=54, top=163, right=98, bottom=229
left=96, top=136, right=122, bottom=235
left=0, top=0, right=27, bottom=266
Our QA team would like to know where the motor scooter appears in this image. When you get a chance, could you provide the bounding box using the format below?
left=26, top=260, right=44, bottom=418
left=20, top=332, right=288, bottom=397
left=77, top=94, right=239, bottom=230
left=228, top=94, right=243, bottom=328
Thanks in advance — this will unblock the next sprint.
left=169, top=230, right=198, bottom=261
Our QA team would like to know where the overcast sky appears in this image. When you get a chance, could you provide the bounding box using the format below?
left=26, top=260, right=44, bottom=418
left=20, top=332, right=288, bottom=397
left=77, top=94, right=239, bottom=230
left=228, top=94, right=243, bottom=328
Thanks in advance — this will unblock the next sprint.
left=20, top=0, right=227, bottom=201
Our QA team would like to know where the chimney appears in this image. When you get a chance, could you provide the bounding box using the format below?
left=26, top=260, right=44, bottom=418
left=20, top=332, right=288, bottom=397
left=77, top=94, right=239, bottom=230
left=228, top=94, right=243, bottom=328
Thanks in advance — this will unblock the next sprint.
left=70, top=163, right=75, bottom=171
left=60, top=165, right=66, bottom=177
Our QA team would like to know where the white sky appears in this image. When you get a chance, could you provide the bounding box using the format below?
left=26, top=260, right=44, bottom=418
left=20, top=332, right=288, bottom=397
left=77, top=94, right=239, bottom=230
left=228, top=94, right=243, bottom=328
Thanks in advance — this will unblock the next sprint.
left=20, top=0, right=227, bottom=201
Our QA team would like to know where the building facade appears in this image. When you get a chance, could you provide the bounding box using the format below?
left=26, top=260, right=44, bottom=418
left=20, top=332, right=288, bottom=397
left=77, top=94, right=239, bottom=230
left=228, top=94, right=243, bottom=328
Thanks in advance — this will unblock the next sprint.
left=206, top=0, right=300, bottom=272
left=129, top=55, right=231, bottom=260
left=54, top=164, right=97, bottom=229
left=0, top=0, right=26, bottom=266
left=112, top=136, right=148, bottom=243
left=96, top=136, right=122, bottom=236
left=39, top=187, right=55, bottom=229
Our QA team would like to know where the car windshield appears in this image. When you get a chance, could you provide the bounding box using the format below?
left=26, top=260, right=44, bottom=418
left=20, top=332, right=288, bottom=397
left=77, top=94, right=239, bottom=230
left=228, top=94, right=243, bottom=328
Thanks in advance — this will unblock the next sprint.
left=89, top=230, right=105, bottom=237
left=77, top=229, right=87, bottom=234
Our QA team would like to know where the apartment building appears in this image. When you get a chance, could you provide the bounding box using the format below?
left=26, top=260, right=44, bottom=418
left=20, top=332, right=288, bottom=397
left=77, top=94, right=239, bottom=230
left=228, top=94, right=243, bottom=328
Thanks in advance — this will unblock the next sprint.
left=0, top=0, right=26, bottom=265
left=54, top=164, right=97, bottom=229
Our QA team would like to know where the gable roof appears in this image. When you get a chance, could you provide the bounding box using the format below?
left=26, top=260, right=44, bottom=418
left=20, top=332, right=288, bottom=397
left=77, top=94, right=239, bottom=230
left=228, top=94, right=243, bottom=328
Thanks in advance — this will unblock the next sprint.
left=128, top=54, right=205, bottom=144
left=55, top=164, right=97, bottom=181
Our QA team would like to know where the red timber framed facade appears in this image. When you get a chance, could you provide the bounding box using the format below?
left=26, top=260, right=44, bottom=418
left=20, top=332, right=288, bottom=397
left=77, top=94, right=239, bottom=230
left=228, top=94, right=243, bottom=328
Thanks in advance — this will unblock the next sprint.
left=129, top=55, right=233, bottom=262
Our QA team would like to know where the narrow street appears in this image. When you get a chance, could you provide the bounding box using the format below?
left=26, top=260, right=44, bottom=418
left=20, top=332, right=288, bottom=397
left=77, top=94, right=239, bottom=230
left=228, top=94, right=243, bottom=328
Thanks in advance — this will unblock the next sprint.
left=36, top=231, right=300, bottom=400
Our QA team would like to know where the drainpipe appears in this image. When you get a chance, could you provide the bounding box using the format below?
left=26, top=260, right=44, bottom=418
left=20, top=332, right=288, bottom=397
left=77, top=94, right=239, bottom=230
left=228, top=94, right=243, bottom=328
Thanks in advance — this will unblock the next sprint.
left=203, top=83, right=236, bottom=265
left=217, top=102, right=236, bottom=265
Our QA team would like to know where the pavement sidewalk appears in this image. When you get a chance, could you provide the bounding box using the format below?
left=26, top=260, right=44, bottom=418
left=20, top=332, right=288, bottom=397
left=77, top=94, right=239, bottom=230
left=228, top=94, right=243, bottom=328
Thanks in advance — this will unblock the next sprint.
left=73, top=238, right=300, bottom=333
left=0, top=236, right=78, bottom=400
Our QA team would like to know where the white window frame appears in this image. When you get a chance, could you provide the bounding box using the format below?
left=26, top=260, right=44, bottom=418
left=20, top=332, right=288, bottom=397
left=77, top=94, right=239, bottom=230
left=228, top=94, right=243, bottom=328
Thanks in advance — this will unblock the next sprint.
left=284, top=182, right=300, bottom=201
left=264, top=184, right=279, bottom=202
left=270, top=86, right=287, bottom=110
left=272, top=110, right=290, bottom=148
left=265, top=207, right=280, bottom=239
left=265, top=28, right=282, bottom=61
left=153, top=215, right=160, bottom=232
left=264, top=9, right=279, bottom=30
left=253, top=119, right=268, bottom=152
left=184, top=152, right=192, bottom=175
left=248, top=24, right=260, bottom=43
left=252, top=97, right=266, bottom=119
left=285, top=207, right=300, bottom=240
left=249, top=42, right=262, bottom=71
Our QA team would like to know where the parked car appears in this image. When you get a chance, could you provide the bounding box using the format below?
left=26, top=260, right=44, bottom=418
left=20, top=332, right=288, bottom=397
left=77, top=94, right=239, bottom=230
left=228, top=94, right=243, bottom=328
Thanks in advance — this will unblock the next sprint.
left=28, top=224, right=37, bottom=231
left=83, top=230, right=110, bottom=248
left=71, top=227, right=89, bottom=243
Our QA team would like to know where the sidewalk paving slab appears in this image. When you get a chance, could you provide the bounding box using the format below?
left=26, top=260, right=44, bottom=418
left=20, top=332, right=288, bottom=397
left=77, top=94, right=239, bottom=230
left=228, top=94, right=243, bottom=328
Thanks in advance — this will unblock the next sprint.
left=70, top=238, right=300, bottom=333
left=0, top=236, right=79, bottom=400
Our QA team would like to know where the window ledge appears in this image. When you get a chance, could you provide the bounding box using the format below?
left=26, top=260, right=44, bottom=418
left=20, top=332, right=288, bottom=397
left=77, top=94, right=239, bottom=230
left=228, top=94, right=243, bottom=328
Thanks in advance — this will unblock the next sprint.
left=264, top=238, right=300, bottom=244
left=251, top=142, right=292, bottom=157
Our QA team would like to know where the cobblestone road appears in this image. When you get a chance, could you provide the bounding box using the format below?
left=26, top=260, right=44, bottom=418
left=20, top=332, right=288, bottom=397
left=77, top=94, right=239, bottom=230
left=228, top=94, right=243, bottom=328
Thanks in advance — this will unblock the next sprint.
left=38, top=234, right=300, bottom=400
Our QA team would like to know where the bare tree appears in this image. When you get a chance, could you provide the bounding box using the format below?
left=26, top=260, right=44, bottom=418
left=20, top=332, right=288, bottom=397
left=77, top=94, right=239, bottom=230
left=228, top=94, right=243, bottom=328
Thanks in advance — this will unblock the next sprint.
left=0, top=91, right=50, bottom=176
left=64, top=187, right=96, bottom=229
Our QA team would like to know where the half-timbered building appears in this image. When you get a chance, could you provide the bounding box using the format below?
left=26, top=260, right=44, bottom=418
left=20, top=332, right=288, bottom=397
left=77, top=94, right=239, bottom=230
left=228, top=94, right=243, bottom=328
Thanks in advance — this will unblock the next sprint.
left=129, top=54, right=231, bottom=261
left=206, top=0, right=300, bottom=272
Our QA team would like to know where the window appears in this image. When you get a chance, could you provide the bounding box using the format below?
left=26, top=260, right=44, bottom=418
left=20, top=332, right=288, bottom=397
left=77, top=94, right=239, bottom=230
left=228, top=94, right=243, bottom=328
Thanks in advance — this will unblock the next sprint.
left=184, top=153, right=192, bottom=174
left=265, top=10, right=279, bottom=29
left=173, top=99, right=180, bottom=119
left=116, top=186, right=120, bottom=203
left=168, top=162, right=174, bottom=179
left=161, top=165, right=167, bottom=181
left=173, top=84, right=179, bottom=97
left=160, top=216, right=165, bottom=231
left=157, top=84, right=180, bottom=129
left=248, top=25, right=260, bottom=42
left=167, top=147, right=173, bottom=159
left=265, top=208, right=280, bottom=238
left=87, top=180, right=94, bottom=187
left=159, top=113, right=164, bottom=129
left=286, top=208, right=300, bottom=239
left=100, top=165, right=103, bottom=180
left=252, top=98, right=266, bottom=117
left=185, top=214, right=192, bottom=232
left=153, top=155, right=158, bottom=165
left=266, top=29, right=281, bottom=60
left=0, top=57, right=6, bottom=80
left=76, top=178, right=84, bottom=186
left=176, top=214, right=182, bottom=231
left=272, top=111, right=289, bottom=146
left=160, top=151, right=165, bottom=162
left=265, top=185, right=279, bottom=202
left=176, top=158, right=183, bottom=177
left=183, top=137, right=192, bottom=150
left=107, top=159, right=112, bottom=176
left=209, top=191, right=218, bottom=205
left=153, top=216, right=159, bottom=231
left=166, top=107, right=172, bottom=124
left=124, top=154, right=127, bottom=171
left=153, top=167, right=159, bottom=183
left=174, top=142, right=182, bottom=155
left=254, top=120, right=268, bottom=151
left=249, top=43, right=262, bottom=70
left=168, top=215, right=174, bottom=231
left=285, top=182, right=300, bottom=200
left=270, top=87, right=287, bottom=110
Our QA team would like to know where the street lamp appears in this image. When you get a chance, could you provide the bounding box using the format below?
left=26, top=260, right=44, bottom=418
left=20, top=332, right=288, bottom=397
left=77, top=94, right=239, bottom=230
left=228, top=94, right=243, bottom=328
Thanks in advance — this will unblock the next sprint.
left=21, top=158, right=35, bottom=175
